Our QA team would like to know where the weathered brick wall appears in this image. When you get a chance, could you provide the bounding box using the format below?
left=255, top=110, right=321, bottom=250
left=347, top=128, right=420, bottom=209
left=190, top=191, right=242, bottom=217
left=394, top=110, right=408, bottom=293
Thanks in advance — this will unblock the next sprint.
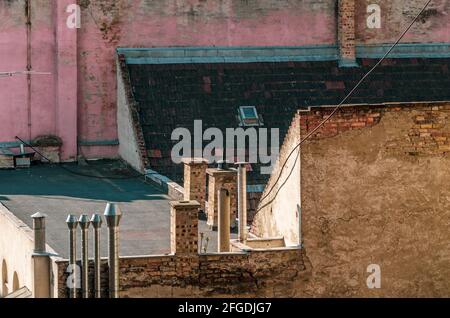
left=338, top=0, right=356, bottom=65
left=299, top=102, right=450, bottom=156
left=117, top=54, right=149, bottom=171
left=56, top=248, right=306, bottom=298
left=56, top=259, right=110, bottom=298
left=253, top=101, right=450, bottom=296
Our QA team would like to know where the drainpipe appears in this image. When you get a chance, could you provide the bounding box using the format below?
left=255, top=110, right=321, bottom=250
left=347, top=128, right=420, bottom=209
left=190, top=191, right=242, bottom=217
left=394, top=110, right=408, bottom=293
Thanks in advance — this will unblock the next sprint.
left=236, top=162, right=247, bottom=243
left=90, top=214, right=103, bottom=298
left=104, top=203, right=122, bottom=299
left=218, top=188, right=231, bottom=252
left=32, top=212, right=46, bottom=254
left=66, top=215, right=78, bottom=298
left=78, top=215, right=90, bottom=298
left=25, top=0, right=32, bottom=141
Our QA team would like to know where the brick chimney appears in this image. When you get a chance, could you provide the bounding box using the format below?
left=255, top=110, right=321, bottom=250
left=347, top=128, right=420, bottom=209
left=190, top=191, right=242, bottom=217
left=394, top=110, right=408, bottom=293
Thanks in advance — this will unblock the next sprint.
left=182, top=158, right=208, bottom=212
left=170, top=200, right=200, bottom=255
left=338, top=0, right=358, bottom=67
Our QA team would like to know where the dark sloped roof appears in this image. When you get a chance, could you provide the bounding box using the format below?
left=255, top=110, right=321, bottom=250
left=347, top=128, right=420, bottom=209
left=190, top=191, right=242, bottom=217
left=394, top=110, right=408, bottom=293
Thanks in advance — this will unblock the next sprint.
left=127, top=58, right=450, bottom=184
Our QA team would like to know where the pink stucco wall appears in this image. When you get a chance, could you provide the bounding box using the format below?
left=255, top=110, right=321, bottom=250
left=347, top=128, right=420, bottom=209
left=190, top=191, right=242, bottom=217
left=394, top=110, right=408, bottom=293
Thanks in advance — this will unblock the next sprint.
left=0, top=0, right=449, bottom=161
left=356, top=0, right=450, bottom=44
left=76, top=0, right=336, bottom=159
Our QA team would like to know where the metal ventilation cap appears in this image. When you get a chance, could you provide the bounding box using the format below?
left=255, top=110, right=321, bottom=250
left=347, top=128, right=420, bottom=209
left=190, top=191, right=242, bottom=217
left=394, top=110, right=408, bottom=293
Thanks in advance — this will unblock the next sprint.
left=78, top=214, right=91, bottom=229
left=104, top=203, right=122, bottom=227
left=66, top=214, right=79, bottom=229
left=31, top=212, right=47, bottom=219
left=90, top=214, right=103, bottom=229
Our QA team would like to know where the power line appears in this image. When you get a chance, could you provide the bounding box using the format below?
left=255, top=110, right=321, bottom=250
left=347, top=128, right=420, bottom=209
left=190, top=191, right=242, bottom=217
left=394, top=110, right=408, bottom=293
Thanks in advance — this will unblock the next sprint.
left=255, top=0, right=434, bottom=214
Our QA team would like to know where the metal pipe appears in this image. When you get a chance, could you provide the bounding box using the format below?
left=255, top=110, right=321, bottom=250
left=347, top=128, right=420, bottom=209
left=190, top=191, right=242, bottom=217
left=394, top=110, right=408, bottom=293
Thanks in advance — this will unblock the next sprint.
left=104, top=203, right=122, bottom=299
left=218, top=189, right=231, bottom=252
left=236, top=162, right=248, bottom=243
left=78, top=215, right=90, bottom=298
left=66, top=215, right=78, bottom=298
left=31, top=212, right=47, bottom=253
left=91, top=214, right=103, bottom=298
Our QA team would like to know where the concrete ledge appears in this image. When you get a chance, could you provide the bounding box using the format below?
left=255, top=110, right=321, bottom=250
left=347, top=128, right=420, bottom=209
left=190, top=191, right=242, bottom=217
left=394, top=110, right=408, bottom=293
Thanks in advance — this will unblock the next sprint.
left=145, top=168, right=184, bottom=200
left=117, top=43, right=450, bottom=66
left=118, top=45, right=339, bottom=64
left=357, top=42, right=450, bottom=59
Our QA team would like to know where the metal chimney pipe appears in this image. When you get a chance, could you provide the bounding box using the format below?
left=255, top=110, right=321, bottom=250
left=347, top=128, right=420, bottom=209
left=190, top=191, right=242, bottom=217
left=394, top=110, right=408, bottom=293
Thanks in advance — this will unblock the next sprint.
left=31, top=212, right=47, bottom=254
left=90, top=214, right=103, bottom=298
left=66, top=215, right=79, bottom=298
left=236, top=162, right=248, bottom=243
left=218, top=188, right=231, bottom=252
left=104, top=203, right=122, bottom=299
left=78, top=215, right=90, bottom=298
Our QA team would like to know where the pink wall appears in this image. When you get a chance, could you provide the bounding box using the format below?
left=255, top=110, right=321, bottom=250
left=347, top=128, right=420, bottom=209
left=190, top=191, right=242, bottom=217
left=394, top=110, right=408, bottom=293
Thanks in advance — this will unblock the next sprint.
left=1, top=0, right=449, bottom=161
left=0, top=0, right=33, bottom=146
left=356, top=0, right=450, bottom=44
left=76, top=0, right=336, bottom=159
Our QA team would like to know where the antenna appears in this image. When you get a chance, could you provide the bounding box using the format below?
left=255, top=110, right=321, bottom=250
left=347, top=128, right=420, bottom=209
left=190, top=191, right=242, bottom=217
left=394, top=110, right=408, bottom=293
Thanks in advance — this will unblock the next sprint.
left=0, top=71, right=51, bottom=78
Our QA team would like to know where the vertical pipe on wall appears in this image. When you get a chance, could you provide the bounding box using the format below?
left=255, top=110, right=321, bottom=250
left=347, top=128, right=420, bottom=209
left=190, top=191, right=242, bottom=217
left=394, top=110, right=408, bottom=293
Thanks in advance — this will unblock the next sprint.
left=31, top=212, right=51, bottom=298
left=90, top=214, right=103, bottom=298
left=237, top=163, right=247, bottom=243
left=104, top=203, right=122, bottom=299
left=66, top=215, right=78, bottom=298
left=218, top=189, right=231, bottom=253
left=78, top=215, right=90, bottom=298
left=25, top=0, right=32, bottom=141
left=31, top=212, right=47, bottom=253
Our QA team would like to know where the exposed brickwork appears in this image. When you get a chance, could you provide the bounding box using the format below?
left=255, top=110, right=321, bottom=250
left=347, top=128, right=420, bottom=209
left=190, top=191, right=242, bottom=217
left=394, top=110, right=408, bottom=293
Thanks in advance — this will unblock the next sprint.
left=117, top=55, right=149, bottom=170
left=56, top=259, right=110, bottom=299
left=206, top=169, right=237, bottom=228
left=299, top=102, right=450, bottom=157
left=182, top=159, right=208, bottom=211
left=57, top=247, right=305, bottom=298
left=338, top=0, right=356, bottom=65
left=299, top=106, right=381, bottom=139
left=170, top=201, right=200, bottom=255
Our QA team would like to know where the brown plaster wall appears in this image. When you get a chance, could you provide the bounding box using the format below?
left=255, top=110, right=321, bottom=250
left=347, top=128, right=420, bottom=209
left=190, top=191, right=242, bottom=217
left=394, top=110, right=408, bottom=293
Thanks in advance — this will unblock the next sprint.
left=252, top=101, right=450, bottom=296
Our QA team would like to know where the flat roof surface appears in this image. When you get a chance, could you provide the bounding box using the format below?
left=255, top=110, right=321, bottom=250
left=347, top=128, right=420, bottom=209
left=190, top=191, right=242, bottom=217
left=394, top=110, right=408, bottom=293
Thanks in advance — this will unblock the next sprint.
left=0, top=160, right=227, bottom=258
